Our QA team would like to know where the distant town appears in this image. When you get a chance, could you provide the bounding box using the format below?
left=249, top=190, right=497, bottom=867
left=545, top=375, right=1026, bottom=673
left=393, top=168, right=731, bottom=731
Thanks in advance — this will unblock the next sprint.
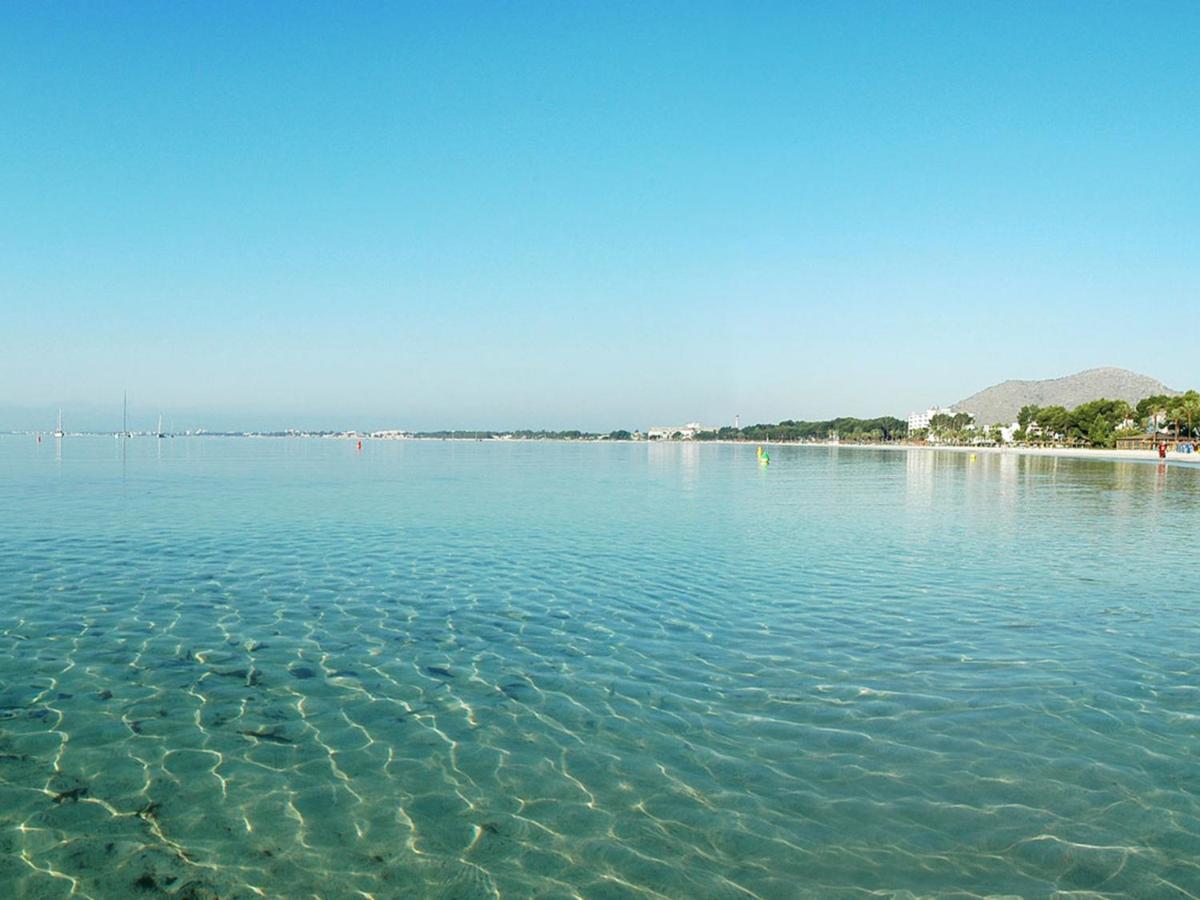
left=14, top=369, right=1199, bottom=452
left=18, top=395, right=1198, bottom=453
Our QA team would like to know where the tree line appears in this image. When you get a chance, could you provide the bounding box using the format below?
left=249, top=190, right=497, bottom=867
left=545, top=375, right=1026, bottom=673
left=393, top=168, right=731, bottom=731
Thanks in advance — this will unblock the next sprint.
left=693, top=416, right=907, bottom=443
left=411, top=430, right=634, bottom=440
left=261, top=391, right=1200, bottom=449
left=1013, top=390, right=1200, bottom=447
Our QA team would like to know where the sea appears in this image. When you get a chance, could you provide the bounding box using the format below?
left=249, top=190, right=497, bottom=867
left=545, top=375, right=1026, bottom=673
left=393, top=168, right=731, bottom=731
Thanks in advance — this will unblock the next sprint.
left=1, top=436, right=1197, bottom=898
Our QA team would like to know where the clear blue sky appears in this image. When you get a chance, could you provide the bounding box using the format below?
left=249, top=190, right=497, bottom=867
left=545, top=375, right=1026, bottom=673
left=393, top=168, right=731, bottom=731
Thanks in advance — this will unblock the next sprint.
left=2, top=2, right=1196, bottom=432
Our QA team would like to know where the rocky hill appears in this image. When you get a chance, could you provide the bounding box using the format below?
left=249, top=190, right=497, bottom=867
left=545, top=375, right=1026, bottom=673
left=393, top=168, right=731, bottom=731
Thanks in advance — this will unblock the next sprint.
left=952, top=368, right=1177, bottom=426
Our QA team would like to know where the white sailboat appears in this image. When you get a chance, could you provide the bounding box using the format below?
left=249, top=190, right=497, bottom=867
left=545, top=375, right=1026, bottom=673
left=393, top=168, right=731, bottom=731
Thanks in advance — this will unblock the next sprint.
left=156, top=414, right=167, bottom=439
left=53, top=409, right=64, bottom=438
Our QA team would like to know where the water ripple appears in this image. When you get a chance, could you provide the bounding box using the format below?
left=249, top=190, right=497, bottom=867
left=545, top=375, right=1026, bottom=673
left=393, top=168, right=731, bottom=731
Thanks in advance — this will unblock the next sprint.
left=0, top=438, right=1197, bottom=896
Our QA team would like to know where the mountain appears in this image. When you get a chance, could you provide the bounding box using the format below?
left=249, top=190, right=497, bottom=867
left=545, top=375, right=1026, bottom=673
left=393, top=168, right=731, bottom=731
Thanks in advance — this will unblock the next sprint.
left=952, top=368, right=1178, bottom=426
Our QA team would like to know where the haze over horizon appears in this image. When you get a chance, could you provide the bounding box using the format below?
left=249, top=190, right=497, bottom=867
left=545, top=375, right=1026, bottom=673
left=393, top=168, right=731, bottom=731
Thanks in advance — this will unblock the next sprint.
left=3, top=3, right=1196, bottom=432
left=0, top=364, right=1182, bottom=435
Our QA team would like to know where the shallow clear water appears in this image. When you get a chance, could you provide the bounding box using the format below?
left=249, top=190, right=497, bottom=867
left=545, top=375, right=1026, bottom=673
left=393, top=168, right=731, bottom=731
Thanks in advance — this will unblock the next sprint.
left=1, top=437, right=1198, bottom=898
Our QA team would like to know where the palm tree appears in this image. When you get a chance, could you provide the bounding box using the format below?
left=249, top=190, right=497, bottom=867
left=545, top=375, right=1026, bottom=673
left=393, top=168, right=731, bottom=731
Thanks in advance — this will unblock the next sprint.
left=1177, top=391, right=1200, bottom=440
left=1165, top=397, right=1186, bottom=441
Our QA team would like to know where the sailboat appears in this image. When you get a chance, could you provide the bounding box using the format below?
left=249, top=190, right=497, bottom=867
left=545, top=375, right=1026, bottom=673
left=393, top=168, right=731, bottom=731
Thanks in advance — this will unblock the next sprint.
left=122, top=392, right=131, bottom=438
left=53, top=409, right=64, bottom=438
left=156, top=414, right=167, bottom=439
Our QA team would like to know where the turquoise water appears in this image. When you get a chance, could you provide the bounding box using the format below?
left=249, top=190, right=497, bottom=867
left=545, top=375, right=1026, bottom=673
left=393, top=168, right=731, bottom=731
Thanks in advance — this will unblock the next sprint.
left=1, top=437, right=1198, bottom=898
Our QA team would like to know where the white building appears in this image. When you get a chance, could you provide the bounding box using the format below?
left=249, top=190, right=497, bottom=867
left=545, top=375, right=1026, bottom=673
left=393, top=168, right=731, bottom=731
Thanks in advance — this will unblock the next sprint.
left=907, top=406, right=953, bottom=432
left=646, top=422, right=715, bottom=440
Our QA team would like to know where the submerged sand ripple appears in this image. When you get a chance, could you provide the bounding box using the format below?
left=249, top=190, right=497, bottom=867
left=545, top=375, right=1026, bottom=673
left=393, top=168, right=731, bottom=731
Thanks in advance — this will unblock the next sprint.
left=1, top=439, right=1198, bottom=896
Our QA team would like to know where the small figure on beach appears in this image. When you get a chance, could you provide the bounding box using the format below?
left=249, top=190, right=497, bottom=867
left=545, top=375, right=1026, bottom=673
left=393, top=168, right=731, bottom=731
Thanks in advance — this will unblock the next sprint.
left=1158, top=442, right=1167, bottom=459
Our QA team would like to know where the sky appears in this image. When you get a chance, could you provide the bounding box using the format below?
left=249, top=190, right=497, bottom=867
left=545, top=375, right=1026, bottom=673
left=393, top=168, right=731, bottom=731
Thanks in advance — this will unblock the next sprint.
left=2, top=1, right=1196, bottom=432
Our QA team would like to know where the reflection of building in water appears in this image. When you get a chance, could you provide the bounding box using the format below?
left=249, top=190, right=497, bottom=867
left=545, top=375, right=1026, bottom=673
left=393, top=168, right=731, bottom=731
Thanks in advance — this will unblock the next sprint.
left=646, top=439, right=701, bottom=488
left=646, top=439, right=679, bottom=470
left=999, top=450, right=1018, bottom=483
left=906, top=447, right=934, bottom=474
left=679, top=442, right=699, bottom=486
left=989, top=450, right=1020, bottom=512
left=904, top=448, right=934, bottom=506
